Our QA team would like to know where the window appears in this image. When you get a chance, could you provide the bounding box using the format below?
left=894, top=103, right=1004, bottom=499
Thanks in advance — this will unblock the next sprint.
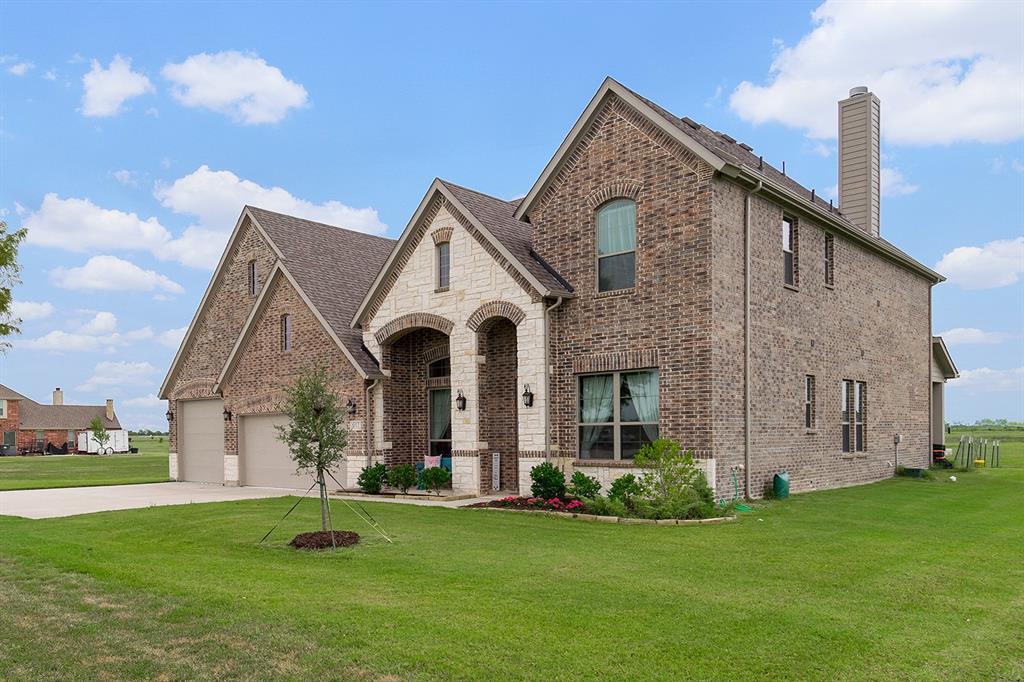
left=824, top=233, right=835, bottom=286
left=596, top=199, right=636, bottom=292
left=855, top=382, right=866, bottom=451
left=35, top=431, right=44, bottom=450
left=67, top=430, right=75, bottom=447
left=804, top=375, right=816, bottom=429
left=428, top=357, right=451, bottom=379
left=247, top=260, right=257, bottom=295
left=578, top=369, right=659, bottom=459
left=428, top=388, right=452, bottom=457
left=436, top=242, right=450, bottom=290
left=0, top=399, right=6, bottom=418
left=782, top=216, right=797, bottom=286
left=3, top=431, right=14, bottom=447
left=841, top=380, right=852, bottom=452
left=280, top=314, right=292, bottom=352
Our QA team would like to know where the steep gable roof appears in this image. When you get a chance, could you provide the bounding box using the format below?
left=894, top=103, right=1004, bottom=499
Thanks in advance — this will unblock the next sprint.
left=0, top=384, right=29, bottom=401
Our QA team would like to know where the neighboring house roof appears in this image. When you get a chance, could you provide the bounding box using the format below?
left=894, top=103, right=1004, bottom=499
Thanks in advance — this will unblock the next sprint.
left=0, top=383, right=29, bottom=401
left=18, top=401, right=121, bottom=430
left=932, top=336, right=959, bottom=380
left=247, top=206, right=395, bottom=376
left=514, top=77, right=943, bottom=284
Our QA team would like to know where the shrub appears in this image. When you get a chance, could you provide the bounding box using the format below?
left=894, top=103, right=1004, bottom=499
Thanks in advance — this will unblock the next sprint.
left=634, top=438, right=716, bottom=519
left=388, top=464, right=417, bottom=494
left=530, top=461, right=566, bottom=499
left=357, top=462, right=387, bottom=494
left=608, top=473, right=642, bottom=503
left=422, top=466, right=451, bottom=495
left=567, top=471, right=601, bottom=499
left=582, top=495, right=629, bottom=518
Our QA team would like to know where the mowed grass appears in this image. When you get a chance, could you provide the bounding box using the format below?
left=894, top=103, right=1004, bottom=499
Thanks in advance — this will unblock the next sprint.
left=0, top=436, right=169, bottom=491
left=0, top=437, right=1021, bottom=681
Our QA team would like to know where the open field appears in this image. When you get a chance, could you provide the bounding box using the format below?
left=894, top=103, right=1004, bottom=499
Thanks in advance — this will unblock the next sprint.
left=0, top=436, right=169, bottom=491
left=0, top=441, right=1020, bottom=680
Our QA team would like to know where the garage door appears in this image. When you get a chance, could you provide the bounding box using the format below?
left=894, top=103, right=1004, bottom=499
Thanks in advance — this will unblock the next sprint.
left=179, top=399, right=224, bottom=484
left=240, top=414, right=313, bottom=489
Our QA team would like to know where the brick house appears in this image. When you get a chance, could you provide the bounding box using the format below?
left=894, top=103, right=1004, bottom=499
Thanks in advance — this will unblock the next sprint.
left=0, top=385, right=121, bottom=454
left=160, top=78, right=948, bottom=498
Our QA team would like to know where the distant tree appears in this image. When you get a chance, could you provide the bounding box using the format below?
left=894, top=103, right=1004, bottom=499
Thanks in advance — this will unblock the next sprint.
left=0, top=220, right=29, bottom=350
left=275, top=364, right=349, bottom=531
left=89, top=416, right=110, bottom=453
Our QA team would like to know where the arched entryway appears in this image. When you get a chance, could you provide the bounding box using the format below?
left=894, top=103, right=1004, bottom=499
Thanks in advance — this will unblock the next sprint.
left=477, top=316, right=519, bottom=492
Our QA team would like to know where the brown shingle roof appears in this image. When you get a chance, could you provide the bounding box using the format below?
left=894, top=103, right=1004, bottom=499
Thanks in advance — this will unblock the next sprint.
left=0, top=383, right=29, bottom=401
left=19, top=401, right=121, bottom=430
left=438, top=180, right=573, bottom=296
left=247, top=206, right=396, bottom=375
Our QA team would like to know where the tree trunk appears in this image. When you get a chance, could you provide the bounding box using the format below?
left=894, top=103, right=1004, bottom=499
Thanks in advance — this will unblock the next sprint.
left=318, top=469, right=328, bottom=532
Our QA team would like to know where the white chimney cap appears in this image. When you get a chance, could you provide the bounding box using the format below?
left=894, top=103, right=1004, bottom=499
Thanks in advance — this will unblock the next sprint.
left=849, top=86, right=869, bottom=96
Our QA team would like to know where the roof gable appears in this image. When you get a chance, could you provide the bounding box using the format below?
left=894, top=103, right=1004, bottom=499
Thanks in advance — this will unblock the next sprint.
left=932, top=336, right=959, bottom=380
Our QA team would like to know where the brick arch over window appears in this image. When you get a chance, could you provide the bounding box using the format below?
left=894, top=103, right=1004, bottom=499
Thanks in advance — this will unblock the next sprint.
left=466, top=301, right=527, bottom=332
left=430, top=227, right=453, bottom=245
left=422, top=343, right=450, bottom=364
left=374, top=312, right=454, bottom=347
left=585, top=179, right=644, bottom=209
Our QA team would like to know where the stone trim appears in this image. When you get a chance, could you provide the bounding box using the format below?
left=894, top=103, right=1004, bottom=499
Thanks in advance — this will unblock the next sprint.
left=574, top=459, right=638, bottom=469
left=374, top=312, right=454, bottom=346
left=170, top=377, right=218, bottom=401
left=466, top=300, right=527, bottom=331
left=572, top=349, right=659, bottom=374
left=431, top=226, right=453, bottom=245
left=585, top=179, right=644, bottom=209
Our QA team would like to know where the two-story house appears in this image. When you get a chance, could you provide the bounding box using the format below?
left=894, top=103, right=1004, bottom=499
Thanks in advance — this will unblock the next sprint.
left=160, top=78, right=949, bottom=498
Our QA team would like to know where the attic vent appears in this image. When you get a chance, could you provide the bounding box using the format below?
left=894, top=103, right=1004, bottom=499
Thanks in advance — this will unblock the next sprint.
left=720, top=133, right=736, bottom=144
left=739, top=143, right=753, bottom=152
left=680, top=116, right=700, bottom=129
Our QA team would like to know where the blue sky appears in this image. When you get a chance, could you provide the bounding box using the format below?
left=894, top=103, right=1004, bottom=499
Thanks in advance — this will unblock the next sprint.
left=0, top=0, right=1021, bottom=429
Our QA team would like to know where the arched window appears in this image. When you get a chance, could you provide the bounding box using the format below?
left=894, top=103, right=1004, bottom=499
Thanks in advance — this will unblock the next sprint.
left=436, top=242, right=450, bottom=290
left=280, top=314, right=292, bottom=352
left=428, top=356, right=451, bottom=378
left=596, top=199, right=636, bottom=292
left=247, top=260, right=257, bottom=295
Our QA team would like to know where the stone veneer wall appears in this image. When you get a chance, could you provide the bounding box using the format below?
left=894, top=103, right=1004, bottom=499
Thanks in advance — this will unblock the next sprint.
left=710, top=178, right=932, bottom=496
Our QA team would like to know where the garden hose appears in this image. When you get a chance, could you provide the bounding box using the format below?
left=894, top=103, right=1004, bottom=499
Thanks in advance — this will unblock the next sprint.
left=731, top=467, right=753, bottom=512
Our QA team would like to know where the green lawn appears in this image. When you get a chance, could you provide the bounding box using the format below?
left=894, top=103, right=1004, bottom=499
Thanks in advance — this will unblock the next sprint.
left=0, top=436, right=1020, bottom=680
left=0, top=436, right=169, bottom=491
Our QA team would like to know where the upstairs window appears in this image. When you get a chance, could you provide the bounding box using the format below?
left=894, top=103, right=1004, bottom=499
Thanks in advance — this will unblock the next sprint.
left=247, top=260, right=257, bottom=296
left=782, top=216, right=797, bottom=286
left=0, top=399, right=6, bottom=418
left=824, top=233, right=835, bottom=286
left=436, top=242, right=450, bottom=290
left=280, top=314, right=292, bottom=352
left=597, top=199, right=636, bottom=292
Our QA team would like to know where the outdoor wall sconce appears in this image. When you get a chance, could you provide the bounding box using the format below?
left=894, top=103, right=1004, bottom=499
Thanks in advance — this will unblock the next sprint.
left=166, top=410, right=174, bottom=421
left=455, top=389, right=467, bottom=411
left=522, top=384, right=534, bottom=408
left=346, top=398, right=357, bottom=416
left=223, top=408, right=233, bottom=422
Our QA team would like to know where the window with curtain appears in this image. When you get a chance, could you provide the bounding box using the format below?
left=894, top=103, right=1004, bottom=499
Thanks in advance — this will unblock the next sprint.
left=578, top=369, right=659, bottom=459
left=428, top=388, right=452, bottom=457
left=596, top=199, right=636, bottom=292
left=247, top=260, right=257, bottom=296
left=280, top=314, right=292, bottom=352
left=783, top=216, right=797, bottom=286
left=436, top=242, right=450, bottom=289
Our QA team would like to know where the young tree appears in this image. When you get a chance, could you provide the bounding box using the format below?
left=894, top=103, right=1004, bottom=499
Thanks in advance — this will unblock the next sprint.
left=275, top=364, right=349, bottom=531
left=0, top=220, right=29, bottom=350
left=89, top=416, right=110, bottom=453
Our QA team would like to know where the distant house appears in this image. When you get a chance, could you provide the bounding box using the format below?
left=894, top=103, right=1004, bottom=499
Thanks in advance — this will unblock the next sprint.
left=0, top=385, right=122, bottom=454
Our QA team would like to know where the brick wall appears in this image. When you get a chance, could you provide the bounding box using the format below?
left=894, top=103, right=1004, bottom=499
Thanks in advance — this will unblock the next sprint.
left=528, top=93, right=716, bottom=461
left=710, top=179, right=932, bottom=495
left=0, top=399, right=19, bottom=447
left=380, top=328, right=449, bottom=467
left=478, top=318, right=519, bottom=491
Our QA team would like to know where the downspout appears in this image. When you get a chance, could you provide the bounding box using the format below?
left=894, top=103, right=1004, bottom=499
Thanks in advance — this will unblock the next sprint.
left=543, top=296, right=565, bottom=461
left=744, top=179, right=762, bottom=499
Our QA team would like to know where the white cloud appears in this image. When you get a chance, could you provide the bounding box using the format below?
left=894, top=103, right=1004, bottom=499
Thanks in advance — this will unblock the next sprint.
left=14, top=202, right=27, bottom=217
left=158, top=325, right=187, bottom=349
left=154, top=165, right=388, bottom=268
left=50, top=255, right=184, bottom=294
left=79, top=311, right=118, bottom=335
left=112, top=169, right=139, bottom=187
left=20, top=325, right=154, bottom=353
left=936, top=237, right=1024, bottom=290
left=8, top=61, right=34, bottom=76
left=880, top=167, right=919, bottom=196
left=23, top=193, right=171, bottom=253
left=43, top=69, right=57, bottom=81
left=11, top=300, right=54, bottom=321
left=77, top=361, right=158, bottom=392
left=162, top=51, right=308, bottom=124
left=124, top=394, right=163, bottom=407
left=730, top=1, right=1024, bottom=145
left=951, top=367, right=1024, bottom=394
left=81, top=55, right=154, bottom=117
left=937, top=327, right=1011, bottom=346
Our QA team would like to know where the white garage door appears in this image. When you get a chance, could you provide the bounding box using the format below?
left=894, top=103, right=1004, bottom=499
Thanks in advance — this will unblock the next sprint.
left=179, top=399, right=224, bottom=484
left=240, top=414, right=313, bottom=489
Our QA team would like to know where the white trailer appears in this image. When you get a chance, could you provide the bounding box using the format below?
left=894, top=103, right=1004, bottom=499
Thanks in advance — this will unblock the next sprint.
left=77, top=429, right=130, bottom=454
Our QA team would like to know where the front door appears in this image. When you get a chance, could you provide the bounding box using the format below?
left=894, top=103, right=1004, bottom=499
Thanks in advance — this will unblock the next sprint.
left=428, top=388, right=452, bottom=457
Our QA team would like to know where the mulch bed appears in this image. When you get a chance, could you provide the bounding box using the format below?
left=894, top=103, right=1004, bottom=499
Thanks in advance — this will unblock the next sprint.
left=289, top=530, right=360, bottom=550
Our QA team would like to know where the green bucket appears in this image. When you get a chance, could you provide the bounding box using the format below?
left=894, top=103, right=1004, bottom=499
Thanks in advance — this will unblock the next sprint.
left=773, top=472, right=790, bottom=499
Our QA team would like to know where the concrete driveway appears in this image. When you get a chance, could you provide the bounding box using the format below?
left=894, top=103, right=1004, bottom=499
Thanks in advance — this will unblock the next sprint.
left=0, top=482, right=294, bottom=519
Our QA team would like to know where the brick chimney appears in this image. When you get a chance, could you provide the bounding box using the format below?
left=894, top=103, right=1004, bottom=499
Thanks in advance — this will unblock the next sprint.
left=105, top=399, right=114, bottom=422
left=838, top=86, right=881, bottom=237
left=53, top=387, right=63, bottom=405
